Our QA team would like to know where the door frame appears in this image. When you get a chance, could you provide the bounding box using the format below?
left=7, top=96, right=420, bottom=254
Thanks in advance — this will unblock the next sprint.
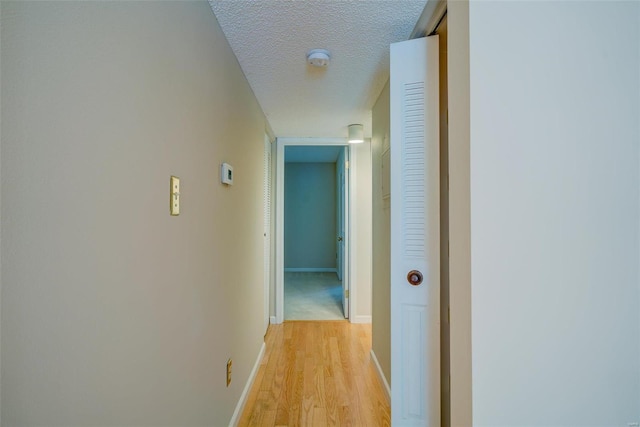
left=336, top=148, right=345, bottom=282
left=274, top=137, right=352, bottom=324
left=408, top=3, right=459, bottom=426
left=336, top=147, right=349, bottom=319
left=263, top=134, right=272, bottom=334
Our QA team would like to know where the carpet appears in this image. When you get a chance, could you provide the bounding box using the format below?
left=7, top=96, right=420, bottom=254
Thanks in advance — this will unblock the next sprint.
left=284, top=272, right=345, bottom=320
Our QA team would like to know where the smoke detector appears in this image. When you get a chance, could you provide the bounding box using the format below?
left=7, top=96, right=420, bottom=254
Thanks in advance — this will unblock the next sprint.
left=307, top=49, right=331, bottom=67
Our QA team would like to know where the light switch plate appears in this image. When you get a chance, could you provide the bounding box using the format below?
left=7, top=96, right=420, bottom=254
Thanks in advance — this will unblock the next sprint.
left=170, top=176, right=180, bottom=216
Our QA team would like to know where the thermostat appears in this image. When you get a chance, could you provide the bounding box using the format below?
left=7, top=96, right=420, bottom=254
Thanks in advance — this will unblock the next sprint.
left=221, top=163, right=233, bottom=185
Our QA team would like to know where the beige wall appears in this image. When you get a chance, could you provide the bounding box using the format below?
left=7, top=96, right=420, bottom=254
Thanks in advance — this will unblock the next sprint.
left=371, top=81, right=391, bottom=383
left=437, top=15, right=451, bottom=427
left=1, top=2, right=268, bottom=425
left=351, top=142, right=373, bottom=321
left=447, top=1, right=473, bottom=425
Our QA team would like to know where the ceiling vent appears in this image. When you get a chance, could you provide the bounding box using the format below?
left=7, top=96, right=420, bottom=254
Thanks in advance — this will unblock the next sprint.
left=307, top=49, right=331, bottom=67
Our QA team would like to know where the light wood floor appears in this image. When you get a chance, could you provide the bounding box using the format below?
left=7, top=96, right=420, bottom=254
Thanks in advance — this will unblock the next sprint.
left=238, top=321, right=391, bottom=427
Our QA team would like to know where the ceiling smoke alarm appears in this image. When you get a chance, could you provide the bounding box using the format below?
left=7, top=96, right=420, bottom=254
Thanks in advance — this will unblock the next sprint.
left=307, top=49, right=331, bottom=67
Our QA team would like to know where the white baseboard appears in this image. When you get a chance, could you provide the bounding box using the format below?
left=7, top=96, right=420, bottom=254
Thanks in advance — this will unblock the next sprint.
left=284, top=268, right=337, bottom=273
left=228, top=342, right=266, bottom=427
left=269, top=316, right=277, bottom=324
left=350, top=315, right=372, bottom=324
left=370, top=349, right=391, bottom=404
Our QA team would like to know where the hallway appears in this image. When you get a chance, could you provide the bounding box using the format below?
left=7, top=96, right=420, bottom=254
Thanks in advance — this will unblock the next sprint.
left=238, top=321, right=390, bottom=426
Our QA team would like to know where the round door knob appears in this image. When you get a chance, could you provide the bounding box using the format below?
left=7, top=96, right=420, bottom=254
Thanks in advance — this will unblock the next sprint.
left=407, top=270, right=423, bottom=286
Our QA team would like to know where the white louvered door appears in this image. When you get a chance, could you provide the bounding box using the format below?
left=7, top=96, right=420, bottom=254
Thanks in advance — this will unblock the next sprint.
left=390, top=36, right=440, bottom=426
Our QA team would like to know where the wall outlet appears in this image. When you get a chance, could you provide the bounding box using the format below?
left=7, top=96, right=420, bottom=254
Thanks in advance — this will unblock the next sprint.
left=170, top=176, right=180, bottom=216
left=226, top=359, right=232, bottom=387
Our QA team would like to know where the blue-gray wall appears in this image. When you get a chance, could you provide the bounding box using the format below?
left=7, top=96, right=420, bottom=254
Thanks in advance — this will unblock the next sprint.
left=284, top=163, right=336, bottom=269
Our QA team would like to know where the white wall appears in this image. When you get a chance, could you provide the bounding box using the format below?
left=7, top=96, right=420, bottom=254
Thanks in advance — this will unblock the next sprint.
left=469, top=1, right=640, bottom=425
left=1, top=2, right=268, bottom=425
left=284, top=162, right=337, bottom=269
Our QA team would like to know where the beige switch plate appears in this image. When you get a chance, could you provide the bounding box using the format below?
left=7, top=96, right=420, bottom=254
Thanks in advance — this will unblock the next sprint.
left=170, top=176, right=180, bottom=216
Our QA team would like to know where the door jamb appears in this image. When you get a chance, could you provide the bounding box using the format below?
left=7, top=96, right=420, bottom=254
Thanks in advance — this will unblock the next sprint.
left=274, top=137, right=352, bottom=324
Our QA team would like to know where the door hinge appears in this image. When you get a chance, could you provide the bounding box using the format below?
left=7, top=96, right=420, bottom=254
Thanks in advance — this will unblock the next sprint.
left=345, top=160, right=350, bottom=170
left=345, top=289, right=349, bottom=298
left=448, top=306, right=450, bottom=323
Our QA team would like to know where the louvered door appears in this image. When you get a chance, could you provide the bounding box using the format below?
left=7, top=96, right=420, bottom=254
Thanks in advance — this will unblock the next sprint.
left=390, top=36, right=440, bottom=426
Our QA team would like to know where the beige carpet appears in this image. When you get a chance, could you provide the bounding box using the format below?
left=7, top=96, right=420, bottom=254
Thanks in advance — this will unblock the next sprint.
left=284, top=272, right=345, bottom=320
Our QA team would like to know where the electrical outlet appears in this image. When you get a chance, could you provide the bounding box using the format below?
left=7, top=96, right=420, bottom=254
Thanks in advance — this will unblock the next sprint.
left=226, top=359, right=232, bottom=387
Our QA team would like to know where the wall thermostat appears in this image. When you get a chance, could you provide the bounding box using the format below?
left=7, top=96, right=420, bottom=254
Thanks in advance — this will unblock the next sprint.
left=221, top=163, right=233, bottom=185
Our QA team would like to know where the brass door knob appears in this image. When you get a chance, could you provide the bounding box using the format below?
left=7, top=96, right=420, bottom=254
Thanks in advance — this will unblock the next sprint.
left=407, top=270, right=423, bottom=286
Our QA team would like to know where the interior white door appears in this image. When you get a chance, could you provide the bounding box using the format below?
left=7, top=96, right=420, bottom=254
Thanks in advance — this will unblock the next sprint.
left=336, top=149, right=344, bottom=281
left=337, top=147, right=349, bottom=318
left=390, top=36, right=440, bottom=426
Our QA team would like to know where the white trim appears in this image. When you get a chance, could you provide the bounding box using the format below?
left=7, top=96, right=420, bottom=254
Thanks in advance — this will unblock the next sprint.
left=269, top=316, right=277, bottom=325
left=350, top=315, right=372, bottom=324
left=284, top=268, right=337, bottom=273
left=275, top=140, right=285, bottom=323
left=339, top=147, right=351, bottom=319
left=263, top=134, right=272, bottom=334
left=410, top=0, right=447, bottom=39
left=370, top=349, right=391, bottom=404
left=228, top=342, right=266, bottom=427
left=346, top=145, right=355, bottom=320
left=275, top=137, right=353, bottom=324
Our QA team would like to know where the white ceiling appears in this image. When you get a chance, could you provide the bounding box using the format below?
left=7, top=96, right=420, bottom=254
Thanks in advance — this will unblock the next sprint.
left=208, top=0, right=428, bottom=139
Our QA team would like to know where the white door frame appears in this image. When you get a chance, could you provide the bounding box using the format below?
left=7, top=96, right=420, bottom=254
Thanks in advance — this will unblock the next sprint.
left=336, top=147, right=349, bottom=319
left=263, top=134, right=272, bottom=333
left=274, top=137, right=352, bottom=324
left=336, top=148, right=345, bottom=282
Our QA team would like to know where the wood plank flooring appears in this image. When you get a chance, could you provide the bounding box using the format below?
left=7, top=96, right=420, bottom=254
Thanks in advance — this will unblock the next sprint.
left=238, top=321, right=391, bottom=427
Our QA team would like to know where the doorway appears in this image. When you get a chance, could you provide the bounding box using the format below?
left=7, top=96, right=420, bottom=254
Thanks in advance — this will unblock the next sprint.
left=275, top=138, right=351, bottom=324
left=284, top=145, right=344, bottom=320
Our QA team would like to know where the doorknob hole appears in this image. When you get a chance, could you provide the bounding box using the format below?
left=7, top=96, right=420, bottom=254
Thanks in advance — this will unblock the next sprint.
left=407, top=270, right=423, bottom=286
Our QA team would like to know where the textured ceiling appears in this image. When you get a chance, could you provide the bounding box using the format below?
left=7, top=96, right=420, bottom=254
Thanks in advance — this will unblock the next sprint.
left=208, top=0, right=427, bottom=139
